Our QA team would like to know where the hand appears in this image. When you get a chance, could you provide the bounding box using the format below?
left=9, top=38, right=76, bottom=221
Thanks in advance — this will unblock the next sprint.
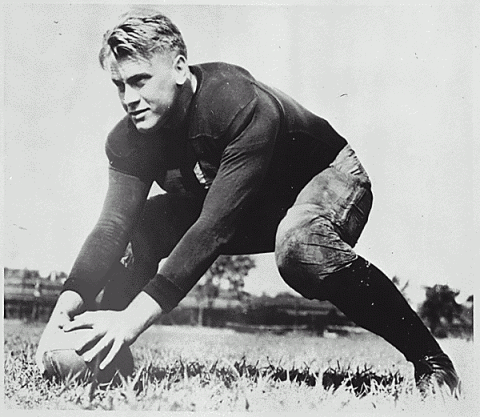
left=61, top=291, right=163, bottom=371
left=35, top=311, right=72, bottom=373
left=36, top=291, right=84, bottom=373
left=62, top=310, right=141, bottom=370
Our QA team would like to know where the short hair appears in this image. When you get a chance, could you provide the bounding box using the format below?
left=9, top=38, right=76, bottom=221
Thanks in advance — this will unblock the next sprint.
left=99, top=11, right=187, bottom=69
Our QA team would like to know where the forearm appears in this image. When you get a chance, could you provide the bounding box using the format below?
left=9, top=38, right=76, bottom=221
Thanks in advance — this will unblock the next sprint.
left=142, top=150, right=273, bottom=312
left=62, top=168, right=150, bottom=305
left=142, top=219, right=224, bottom=312
left=63, top=221, right=132, bottom=304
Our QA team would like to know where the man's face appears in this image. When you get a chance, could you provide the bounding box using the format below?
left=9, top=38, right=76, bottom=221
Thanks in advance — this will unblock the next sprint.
left=109, top=52, right=183, bottom=133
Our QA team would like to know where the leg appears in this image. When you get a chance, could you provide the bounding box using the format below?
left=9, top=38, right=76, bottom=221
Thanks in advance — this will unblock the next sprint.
left=99, top=194, right=203, bottom=311
left=275, top=150, right=460, bottom=395
left=275, top=158, right=372, bottom=300
left=322, top=257, right=460, bottom=396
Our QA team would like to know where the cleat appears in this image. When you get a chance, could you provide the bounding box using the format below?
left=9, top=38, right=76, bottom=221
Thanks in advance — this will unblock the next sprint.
left=414, top=353, right=461, bottom=398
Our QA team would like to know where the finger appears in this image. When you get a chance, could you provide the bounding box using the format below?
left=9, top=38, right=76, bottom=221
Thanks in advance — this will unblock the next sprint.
left=82, top=335, right=112, bottom=363
left=63, top=320, right=91, bottom=332
left=75, top=330, right=103, bottom=356
left=63, top=312, right=95, bottom=331
left=100, top=339, right=123, bottom=370
left=56, top=311, right=72, bottom=329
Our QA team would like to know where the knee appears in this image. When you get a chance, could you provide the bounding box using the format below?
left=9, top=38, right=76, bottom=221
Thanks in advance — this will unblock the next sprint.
left=274, top=210, right=357, bottom=300
left=275, top=221, right=323, bottom=299
left=275, top=222, right=307, bottom=273
left=275, top=208, right=328, bottom=273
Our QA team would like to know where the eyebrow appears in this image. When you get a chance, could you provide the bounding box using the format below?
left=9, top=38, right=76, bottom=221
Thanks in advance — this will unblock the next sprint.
left=112, top=73, right=151, bottom=86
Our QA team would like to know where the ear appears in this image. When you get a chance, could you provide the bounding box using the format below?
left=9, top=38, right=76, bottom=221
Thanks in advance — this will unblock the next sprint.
left=173, top=55, right=189, bottom=86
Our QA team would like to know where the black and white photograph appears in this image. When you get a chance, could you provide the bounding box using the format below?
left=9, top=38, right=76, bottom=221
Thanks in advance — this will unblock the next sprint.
left=3, top=2, right=478, bottom=413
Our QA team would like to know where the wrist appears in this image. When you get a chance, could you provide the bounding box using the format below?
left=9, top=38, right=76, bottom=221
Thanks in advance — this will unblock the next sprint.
left=124, top=291, right=163, bottom=337
left=142, top=274, right=185, bottom=314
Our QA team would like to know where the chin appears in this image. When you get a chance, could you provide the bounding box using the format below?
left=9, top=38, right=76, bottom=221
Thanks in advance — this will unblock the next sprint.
left=135, top=126, right=151, bottom=134
left=133, top=120, right=162, bottom=134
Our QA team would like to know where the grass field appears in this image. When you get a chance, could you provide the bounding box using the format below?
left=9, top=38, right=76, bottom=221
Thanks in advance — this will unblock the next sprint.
left=3, top=319, right=478, bottom=414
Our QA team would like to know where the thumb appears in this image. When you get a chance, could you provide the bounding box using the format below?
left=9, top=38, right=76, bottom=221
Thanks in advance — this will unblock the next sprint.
left=57, top=311, right=72, bottom=329
left=62, top=312, right=94, bottom=332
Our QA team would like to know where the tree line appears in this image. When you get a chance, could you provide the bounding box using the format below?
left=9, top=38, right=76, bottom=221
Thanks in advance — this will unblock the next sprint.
left=4, top=259, right=473, bottom=338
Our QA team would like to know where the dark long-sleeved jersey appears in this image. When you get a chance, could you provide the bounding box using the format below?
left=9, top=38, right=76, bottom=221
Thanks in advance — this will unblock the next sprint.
left=63, top=62, right=347, bottom=312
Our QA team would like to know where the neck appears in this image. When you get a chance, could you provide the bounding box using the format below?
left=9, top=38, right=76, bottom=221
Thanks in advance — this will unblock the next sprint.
left=160, top=77, right=195, bottom=131
left=189, top=71, right=198, bottom=94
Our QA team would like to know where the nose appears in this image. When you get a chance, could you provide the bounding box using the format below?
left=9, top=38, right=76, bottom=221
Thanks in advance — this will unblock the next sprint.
left=123, top=85, right=141, bottom=109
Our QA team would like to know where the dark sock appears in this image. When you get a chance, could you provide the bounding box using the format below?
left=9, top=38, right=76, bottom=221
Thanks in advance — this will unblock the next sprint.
left=323, top=256, right=442, bottom=363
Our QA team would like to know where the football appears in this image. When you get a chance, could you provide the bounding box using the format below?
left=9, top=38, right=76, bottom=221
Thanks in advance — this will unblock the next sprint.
left=41, top=328, right=134, bottom=384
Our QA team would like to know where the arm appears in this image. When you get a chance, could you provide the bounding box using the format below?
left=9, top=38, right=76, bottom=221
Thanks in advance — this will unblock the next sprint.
left=142, top=89, right=280, bottom=312
left=36, top=168, right=150, bottom=371
left=62, top=167, right=151, bottom=307
left=64, top=89, right=281, bottom=370
left=62, top=89, right=282, bottom=371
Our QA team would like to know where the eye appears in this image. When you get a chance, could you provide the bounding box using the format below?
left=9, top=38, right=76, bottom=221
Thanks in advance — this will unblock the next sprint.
left=132, top=80, right=145, bottom=89
left=112, top=80, right=125, bottom=93
left=131, top=76, right=149, bottom=89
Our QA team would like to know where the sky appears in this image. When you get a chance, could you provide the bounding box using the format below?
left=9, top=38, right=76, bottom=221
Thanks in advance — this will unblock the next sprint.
left=2, top=2, right=478, bottom=306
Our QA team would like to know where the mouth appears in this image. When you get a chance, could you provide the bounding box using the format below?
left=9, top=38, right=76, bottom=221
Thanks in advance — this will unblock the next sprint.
left=129, top=109, right=148, bottom=118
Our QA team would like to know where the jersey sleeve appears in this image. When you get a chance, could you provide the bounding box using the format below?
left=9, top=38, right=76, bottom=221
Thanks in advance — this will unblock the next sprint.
left=142, top=88, right=281, bottom=312
left=62, top=167, right=151, bottom=305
